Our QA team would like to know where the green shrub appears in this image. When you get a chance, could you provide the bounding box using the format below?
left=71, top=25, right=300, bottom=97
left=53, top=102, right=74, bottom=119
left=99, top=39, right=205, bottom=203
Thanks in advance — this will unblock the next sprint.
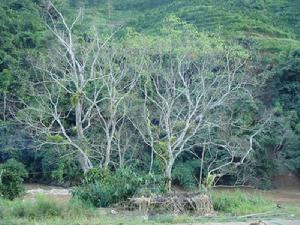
left=72, top=168, right=141, bottom=207
left=211, top=190, right=274, bottom=215
left=0, top=159, right=28, bottom=200
left=172, top=160, right=200, bottom=189
left=72, top=168, right=166, bottom=207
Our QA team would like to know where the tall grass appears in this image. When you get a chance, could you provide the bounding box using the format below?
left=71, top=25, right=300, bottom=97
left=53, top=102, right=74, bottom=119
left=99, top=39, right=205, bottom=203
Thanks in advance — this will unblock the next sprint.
left=0, top=195, right=91, bottom=220
left=211, top=190, right=275, bottom=215
left=1, top=191, right=297, bottom=225
left=0, top=195, right=146, bottom=225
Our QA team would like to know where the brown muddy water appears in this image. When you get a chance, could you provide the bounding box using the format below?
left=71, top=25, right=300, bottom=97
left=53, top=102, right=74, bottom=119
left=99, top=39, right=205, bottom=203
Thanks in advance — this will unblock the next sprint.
left=214, top=173, right=300, bottom=204
left=213, top=186, right=300, bottom=204
left=24, top=183, right=71, bottom=202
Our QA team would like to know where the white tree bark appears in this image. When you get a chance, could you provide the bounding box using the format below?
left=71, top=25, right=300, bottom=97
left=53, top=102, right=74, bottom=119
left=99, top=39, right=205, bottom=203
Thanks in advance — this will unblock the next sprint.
left=134, top=44, right=261, bottom=190
left=17, top=1, right=140, bottom=172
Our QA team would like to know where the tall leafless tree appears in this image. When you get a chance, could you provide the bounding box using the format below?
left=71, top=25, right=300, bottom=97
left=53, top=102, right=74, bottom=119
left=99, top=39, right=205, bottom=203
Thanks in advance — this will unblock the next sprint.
left=133, top=43, right=264, bottom=190
left=17, top=2, right=141, bottom=172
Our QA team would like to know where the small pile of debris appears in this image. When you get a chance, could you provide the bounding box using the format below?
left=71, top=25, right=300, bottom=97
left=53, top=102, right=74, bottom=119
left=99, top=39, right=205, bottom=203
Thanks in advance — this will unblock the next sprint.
left=130, top=192, right=214, bottom=216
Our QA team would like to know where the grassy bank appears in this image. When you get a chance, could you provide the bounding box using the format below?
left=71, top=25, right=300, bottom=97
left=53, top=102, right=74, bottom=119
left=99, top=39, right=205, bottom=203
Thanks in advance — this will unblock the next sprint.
left=211, top=190, right=275, bottom=215
left=1, top=191, right=299, bottom=225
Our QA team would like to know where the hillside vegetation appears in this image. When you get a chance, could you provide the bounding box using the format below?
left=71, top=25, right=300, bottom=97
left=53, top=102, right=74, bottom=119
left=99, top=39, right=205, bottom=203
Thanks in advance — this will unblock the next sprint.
left=0, top=0, right=299, bottom=201
left=66, top=0, right=300, bottom=58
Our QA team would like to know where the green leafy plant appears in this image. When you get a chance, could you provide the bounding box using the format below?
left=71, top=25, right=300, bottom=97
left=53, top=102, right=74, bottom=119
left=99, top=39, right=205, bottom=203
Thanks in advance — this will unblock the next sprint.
left=72, top=168, right=140, bottom=207
left=205, top=173, right=217, bottom=190
left=172, top=160, right=200, bottom=189
left=0, top=159, right=28, bottom=200
left=72, top=168, right=166, bottom=207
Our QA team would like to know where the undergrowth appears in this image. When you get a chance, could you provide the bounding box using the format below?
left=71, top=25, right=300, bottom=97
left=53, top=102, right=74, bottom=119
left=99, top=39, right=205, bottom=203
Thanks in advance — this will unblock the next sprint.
left=211, top=190, right=275, bottom=215
left=1, top=191, right=299, bottom=225
left=0, top=195, right=92, bottom=221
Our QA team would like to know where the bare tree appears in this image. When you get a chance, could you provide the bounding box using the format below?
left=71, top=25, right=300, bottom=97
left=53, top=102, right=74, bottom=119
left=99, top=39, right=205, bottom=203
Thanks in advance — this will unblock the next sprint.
left=17, top=2, right=140, bottom=172
left=190, top=113, right=271, bottom=188
left=133, top=43, right=259, bottom=190
left=113, top=115, right=141, bottom=168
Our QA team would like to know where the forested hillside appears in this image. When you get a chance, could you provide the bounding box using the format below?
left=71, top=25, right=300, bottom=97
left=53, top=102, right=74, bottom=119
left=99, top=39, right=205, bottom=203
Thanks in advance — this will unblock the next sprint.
left=0, top=0, right=299, bottom=194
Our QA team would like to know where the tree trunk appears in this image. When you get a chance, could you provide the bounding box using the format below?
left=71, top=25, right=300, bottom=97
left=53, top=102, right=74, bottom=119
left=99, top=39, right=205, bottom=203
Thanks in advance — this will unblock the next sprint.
left=149, top=147, right=154, bottom=174
left=76, top=100, right=93, bottom=172
left=104, top=137, right=112, bottom=169
left=165, top=158, right=174, bottom=192
left=199, top=144, right=206, bottom=189
left=78, top=153, right=93, bottom=173
left=104, top=116, right=116, bottom=169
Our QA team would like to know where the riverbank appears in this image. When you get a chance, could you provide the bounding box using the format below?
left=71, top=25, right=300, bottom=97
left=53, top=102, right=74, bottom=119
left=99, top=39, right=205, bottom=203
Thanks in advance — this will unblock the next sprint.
left=11, top=183, right=299, bottom=225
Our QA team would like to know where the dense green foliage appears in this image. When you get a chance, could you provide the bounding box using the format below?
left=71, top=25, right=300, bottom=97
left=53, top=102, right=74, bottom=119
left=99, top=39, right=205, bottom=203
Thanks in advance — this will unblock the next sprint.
left=72, top=168, right=165, bottom=207
left=72, top=168, right=140, bottom=207
left=0, top=159, right=28, bottom=200
left=0, top=0, right=299, bottom=199
left=0, top=0, right=47, bottom=111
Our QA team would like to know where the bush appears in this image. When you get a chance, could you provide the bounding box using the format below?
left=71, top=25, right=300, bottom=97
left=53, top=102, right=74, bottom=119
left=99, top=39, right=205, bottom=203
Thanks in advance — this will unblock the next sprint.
left=211, top=190, right=274, bottom=215
left=0, top=159, right=28, bottom=200
left=172, top=161, right=198, bottom=188
left=72, top=168, right=141, bottom=207
left=72, top=168, right=166, bottom=207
